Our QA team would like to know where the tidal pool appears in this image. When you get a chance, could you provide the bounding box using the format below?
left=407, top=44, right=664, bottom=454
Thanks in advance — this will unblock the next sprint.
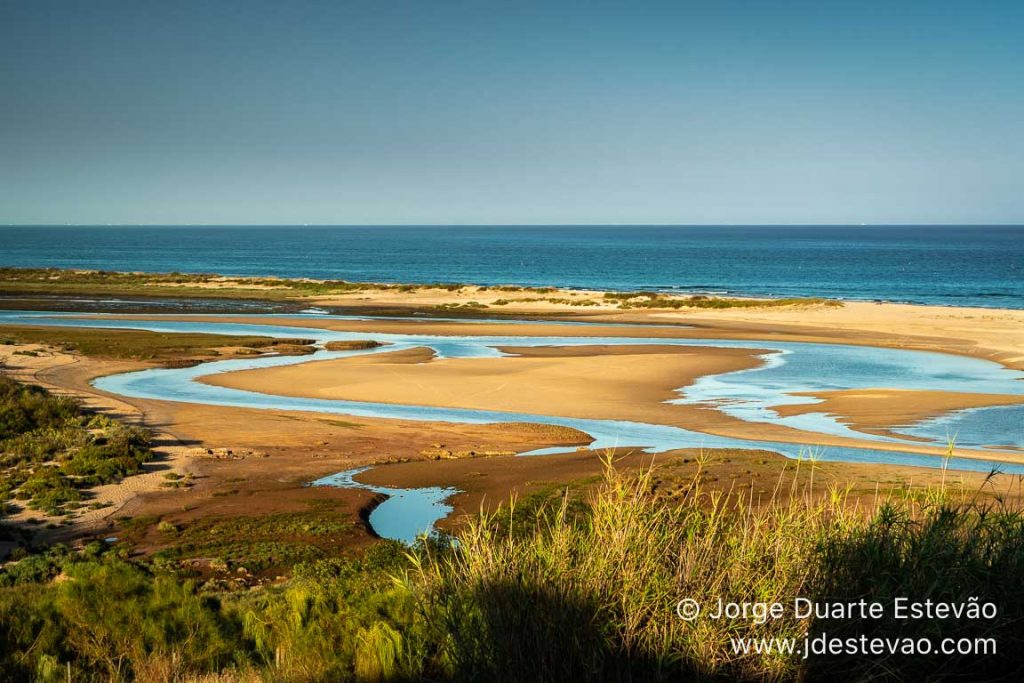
left=310, top=468, right=458, bottom=545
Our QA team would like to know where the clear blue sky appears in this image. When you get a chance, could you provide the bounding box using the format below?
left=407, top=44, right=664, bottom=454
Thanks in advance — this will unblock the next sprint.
left=2, top=0, right=1022, bottom=225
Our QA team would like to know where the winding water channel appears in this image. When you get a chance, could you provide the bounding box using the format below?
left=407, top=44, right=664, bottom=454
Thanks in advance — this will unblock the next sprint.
left=3, top=310, right=1022, bottom=543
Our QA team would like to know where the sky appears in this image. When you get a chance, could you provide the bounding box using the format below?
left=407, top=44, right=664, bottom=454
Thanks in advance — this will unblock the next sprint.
left=1, top=0, right=1022, bottom=225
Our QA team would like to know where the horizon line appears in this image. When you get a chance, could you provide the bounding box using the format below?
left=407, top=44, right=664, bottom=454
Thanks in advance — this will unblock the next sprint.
left=3, top=223, right=1023, bottom=228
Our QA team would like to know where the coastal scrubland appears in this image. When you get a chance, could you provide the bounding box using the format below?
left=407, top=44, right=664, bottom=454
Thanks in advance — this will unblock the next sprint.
left=1, top=340, right=1022, bottom=680
left=0, top=376, right=154, bottom=520
left=0, top=268, right=529, bottom=301
left=601, top=290, right=841, bottom=309
left=1, top=457, right=1022, bottom=681
left=0, top=267, right=374, bottom=300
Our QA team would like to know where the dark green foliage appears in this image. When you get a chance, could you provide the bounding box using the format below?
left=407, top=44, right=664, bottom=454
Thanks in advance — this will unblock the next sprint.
left=0, top=545, right=74, bottom=587
left=807, top=501, right=1024, bottom=680
left=141, top=502, right=361, bottom=572
left=17, top=468, right=82, bottom=513
left=0, top=542, right=430, bottom=681
left=0, top=378, right=79, bottom=441
left=0, top=326, right=313, bottom=361
left=61, top=425, right=152, bottom=483
left=0, top=557, right=232, bottom=681
left=0, top=266, right=372, bottom=300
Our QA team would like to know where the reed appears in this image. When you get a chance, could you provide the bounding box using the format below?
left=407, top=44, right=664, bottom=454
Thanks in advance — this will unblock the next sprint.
left=408, top=454, right=1024, bottom=681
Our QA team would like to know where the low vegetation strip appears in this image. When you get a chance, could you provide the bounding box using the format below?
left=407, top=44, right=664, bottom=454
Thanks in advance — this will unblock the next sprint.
left=0, top=268, right=542, bottom=300
left=1, top=456, right=1021, bottom=681
left=0, top=326, right=315, bottom=361
left=0, top=267, right=840, bottom=310
left=603, top=291, right=841, bottom=309
left=0, top=267, right=371, bottom=300
left=323, top=340, right=383, bottom=352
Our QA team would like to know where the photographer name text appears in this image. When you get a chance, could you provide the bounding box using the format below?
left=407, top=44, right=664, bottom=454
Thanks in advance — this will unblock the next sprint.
left=676, top=597, right=996, bottom=624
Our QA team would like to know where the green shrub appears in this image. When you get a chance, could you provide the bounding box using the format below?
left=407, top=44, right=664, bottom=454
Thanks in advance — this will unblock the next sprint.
left=0, top=376, right=154, bottom=513
left=18, top=468, right=82, bottom=511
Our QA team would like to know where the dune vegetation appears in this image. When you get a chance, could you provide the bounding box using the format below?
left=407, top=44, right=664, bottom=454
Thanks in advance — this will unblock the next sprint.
left=0, top=267, right=372, bottom=300
left=0, top=268, right=547, bottom=302
left=0, top=376, right=155, bottom=520
left=0, top=267, right=839, bottom=314
left=603, top=291, right=841, bottom=310
left=2, top=446, right=1022, bottom=681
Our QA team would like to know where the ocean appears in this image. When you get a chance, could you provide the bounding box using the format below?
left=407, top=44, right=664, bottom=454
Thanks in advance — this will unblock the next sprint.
left=0, top=225, right=1020, bottom=309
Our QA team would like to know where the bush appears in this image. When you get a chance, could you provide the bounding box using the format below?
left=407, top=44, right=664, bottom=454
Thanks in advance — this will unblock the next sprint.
left=18, top=468, right=82, bottom=512
left=0, top=376, right=155, bottom=514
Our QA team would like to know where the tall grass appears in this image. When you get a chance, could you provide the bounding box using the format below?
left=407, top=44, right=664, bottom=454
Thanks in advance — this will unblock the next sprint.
left=409, top=456, right=1024, bottom=681
left=2, top=455, right=1023, bottom=680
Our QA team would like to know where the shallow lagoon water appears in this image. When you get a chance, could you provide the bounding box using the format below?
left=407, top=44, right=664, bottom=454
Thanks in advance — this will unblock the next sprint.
left=5, top=310, right=1017, bottom=451
left=310, top=468, right=458, bottom=545
left=2, top=310, right=1022, bottom=542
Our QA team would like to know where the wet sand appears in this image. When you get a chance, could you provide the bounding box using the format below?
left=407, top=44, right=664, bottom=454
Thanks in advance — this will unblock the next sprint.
left=201, top=343, right=766, bottom=419
left=774, top=389, right=1024, bottom=439
left=198, top=339, right=1020, bottom=462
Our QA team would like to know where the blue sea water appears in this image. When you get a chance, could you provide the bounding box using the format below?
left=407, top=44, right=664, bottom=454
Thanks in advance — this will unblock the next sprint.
left=0, top=225, right=1021, bottom=308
